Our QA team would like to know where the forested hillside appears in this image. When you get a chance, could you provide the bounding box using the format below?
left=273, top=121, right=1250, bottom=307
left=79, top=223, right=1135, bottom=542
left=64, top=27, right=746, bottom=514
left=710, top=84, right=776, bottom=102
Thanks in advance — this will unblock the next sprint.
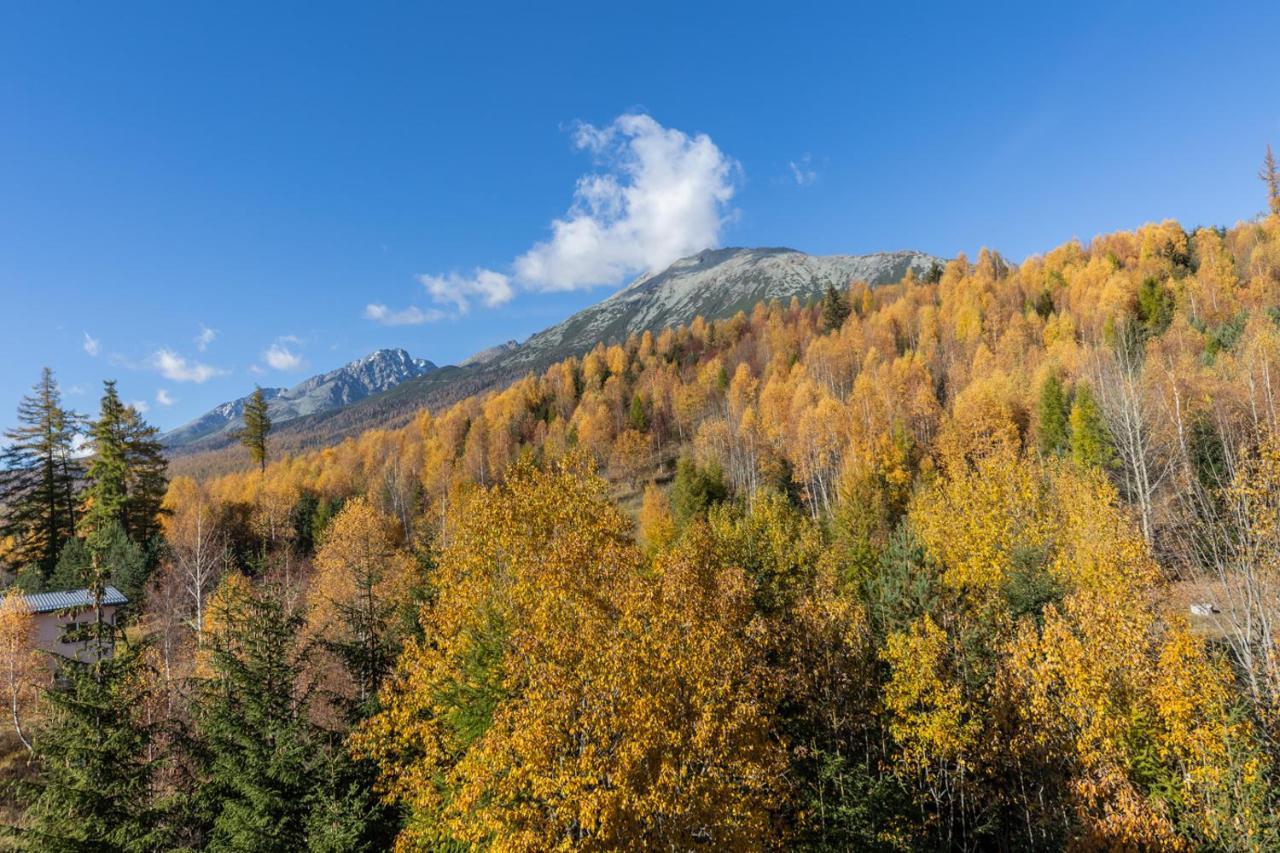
left=164, top=247, right=939, bottom=479
left=5, top=197, right=1280, bottom=848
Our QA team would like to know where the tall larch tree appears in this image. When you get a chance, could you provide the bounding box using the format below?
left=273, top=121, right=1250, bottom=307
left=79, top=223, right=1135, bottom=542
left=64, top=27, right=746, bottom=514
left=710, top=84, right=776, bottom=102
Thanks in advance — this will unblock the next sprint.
left=0, top=368, right=83, bottom=585
left=237, top=386, right=272, bottom=474
left=1262, top=144, right=1280, bottom=216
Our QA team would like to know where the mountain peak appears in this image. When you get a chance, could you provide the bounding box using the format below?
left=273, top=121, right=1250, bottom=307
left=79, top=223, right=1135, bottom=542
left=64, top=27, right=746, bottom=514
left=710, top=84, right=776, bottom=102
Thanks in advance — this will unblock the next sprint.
left=163, top=348, right=437, bottom=449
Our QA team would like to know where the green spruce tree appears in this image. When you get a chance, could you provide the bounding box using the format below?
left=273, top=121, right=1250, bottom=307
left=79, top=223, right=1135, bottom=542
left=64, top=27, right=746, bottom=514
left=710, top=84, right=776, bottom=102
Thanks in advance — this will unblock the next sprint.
left=121, top=404, right=168, bottom=546
left=16, top=639, right=169, bottom=851
left=820, top=284, right=851, bottom=333
left=83, top=381, right=130, bottom=541
left=0, top=369, right=83, bottom=585
left=194, top=580, right=320, bottom=851
left=82, top=381, right=168, bottom=550
left=1037, top=373, right=1071, bottom=457
left=628, top=393, right=649, bottom=432
left=669, top=456, right=728, bottom=526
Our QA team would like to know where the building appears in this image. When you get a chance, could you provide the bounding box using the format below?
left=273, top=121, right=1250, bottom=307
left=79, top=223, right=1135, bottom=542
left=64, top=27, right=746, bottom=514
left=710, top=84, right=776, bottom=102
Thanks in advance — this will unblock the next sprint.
left=24, top=586, right=129, bottom=663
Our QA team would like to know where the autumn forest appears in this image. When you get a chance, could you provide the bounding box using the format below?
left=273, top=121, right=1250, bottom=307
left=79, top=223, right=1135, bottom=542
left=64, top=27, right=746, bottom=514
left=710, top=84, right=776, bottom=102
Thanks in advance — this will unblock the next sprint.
left=5, top=179, right=1280, bottom=850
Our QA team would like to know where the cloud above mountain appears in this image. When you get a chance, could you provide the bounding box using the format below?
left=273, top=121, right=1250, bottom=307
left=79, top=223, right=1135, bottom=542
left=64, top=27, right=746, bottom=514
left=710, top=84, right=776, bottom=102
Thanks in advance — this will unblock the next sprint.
left=363, top=304, right=447, bottom=326
left=512, top=113, right=738, bottom=292
left=263, top=341, right=303, bottom=371
left=369, top=113, right=738, bottom=320
left=148, top=349, right=226, bottom=383
left=416, top=268, right=513, bottom=313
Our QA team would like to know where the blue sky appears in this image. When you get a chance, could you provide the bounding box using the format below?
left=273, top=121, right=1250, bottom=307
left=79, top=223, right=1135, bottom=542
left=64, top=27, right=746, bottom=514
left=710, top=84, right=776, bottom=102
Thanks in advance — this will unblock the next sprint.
left=2, top=1, right=1278, bottom=431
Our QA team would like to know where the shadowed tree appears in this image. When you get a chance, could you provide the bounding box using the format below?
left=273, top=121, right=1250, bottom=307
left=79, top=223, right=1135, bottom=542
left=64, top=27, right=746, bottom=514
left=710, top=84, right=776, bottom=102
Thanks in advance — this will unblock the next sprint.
left=0, top=369, right=83, bottom=586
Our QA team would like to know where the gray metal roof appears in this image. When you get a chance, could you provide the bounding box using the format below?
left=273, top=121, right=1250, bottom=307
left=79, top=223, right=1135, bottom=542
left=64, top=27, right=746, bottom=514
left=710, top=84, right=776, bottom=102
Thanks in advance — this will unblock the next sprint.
left=23, top=586, right=128, bottom=614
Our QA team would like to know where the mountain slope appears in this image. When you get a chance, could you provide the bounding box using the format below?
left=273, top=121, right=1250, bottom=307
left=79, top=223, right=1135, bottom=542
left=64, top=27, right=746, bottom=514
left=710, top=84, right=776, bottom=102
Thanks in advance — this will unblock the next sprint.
left=497, top=248, right=940, bottom=373
left=163, top=348, right=437, bottom=448
left=166, top=247, right=941, bottom=470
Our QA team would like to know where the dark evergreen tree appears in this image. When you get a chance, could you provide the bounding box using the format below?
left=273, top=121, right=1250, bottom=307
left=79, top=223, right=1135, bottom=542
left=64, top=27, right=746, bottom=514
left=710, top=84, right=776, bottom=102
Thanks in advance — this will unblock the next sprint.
left=121, top=405, right=168, bottom=547
left=194, top=581, right=321, bottom=851
left=237, top=387, right=272, bottom=474
left=82, top=381, right=168, bottom=550
left=48, top=537, right=91, bottom=591
left=303, top=751, right=401, bottom=853
left=820, top=284, right=851, bottom=333
left=83, top=381, right=130, bottom=539
left=0, top=368, right=83, bottom=584
left=16, top=638, right=170, bottom=851
left=50, top=523, right=147, bottom=601
left=1135, top=277, right=1174, bottom=340
left=628, top=393, right=650, bottom=432
left=1037, top=373, right=1071, bottom=457
left=669, top=456, right=728, bottom=526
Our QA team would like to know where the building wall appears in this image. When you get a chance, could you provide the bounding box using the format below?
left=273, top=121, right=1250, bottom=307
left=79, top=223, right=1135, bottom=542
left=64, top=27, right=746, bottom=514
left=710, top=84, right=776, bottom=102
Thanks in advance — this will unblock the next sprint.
left=32, top=605, right=120, bottom=664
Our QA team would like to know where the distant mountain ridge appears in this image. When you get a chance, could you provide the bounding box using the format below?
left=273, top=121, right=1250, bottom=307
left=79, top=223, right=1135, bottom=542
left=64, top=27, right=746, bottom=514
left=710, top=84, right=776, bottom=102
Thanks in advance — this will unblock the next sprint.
left=497, top=247, right=940, bottom=373
left=165, top=246, right=942, bottom=464
left=162, top=348, right=436, bottom=448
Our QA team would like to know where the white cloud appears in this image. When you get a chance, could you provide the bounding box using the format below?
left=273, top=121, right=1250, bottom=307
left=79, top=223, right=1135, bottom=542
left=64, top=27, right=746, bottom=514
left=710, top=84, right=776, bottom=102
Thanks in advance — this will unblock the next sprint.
left=83, top=333, right=101, bottom=357
left=156, top=389, right=176, bottom=406
left=512, top=114, right=738, bottom=291
left=789, top=154, right=817, bottom=186
left=364, top=303, right=447, bottom=326
left=130, top=400, right=150, bottom=414
left=394, top=113, right=738, bottom=315
left=149, top=349, right=227, bottom=383
left=195, top=325, right=217, bottom=351
left=263, top=342, right=303, bottom=371
left=416, top=268, right=514, bottom=313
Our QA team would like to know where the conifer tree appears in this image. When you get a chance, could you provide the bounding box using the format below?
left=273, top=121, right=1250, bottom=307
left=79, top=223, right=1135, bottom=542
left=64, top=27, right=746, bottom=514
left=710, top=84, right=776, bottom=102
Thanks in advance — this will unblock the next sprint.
left=83, top=381, right=130, bottom=544
left=82, top=381, right=168, bottom=550
left=17, top=639, right=169, bottom=851
left=0, top=369, right=83, bottom=584
left=1262, top=144, right=1280, bottom=216
left=1037, top=373, right=1070, bottom=457
left=49, top=522, right=147, bottom=602
left=194, top=579, right=320, bottom=851
left=820, top=284, right=851, bottom=333
left=121, top=405, right=168, bottom=546
left=670, top=456, right=728, bottom=525
left=1069, top=383, right=1115, bottom=471
left=628, top=393, right=649, bottom=432
left=237, top=387, right=272, bottom=474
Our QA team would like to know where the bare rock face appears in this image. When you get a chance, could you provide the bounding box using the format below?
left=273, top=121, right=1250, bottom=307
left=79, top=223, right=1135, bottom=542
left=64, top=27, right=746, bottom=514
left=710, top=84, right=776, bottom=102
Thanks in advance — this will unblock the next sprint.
left=492, top=247, right=942, bottom=373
